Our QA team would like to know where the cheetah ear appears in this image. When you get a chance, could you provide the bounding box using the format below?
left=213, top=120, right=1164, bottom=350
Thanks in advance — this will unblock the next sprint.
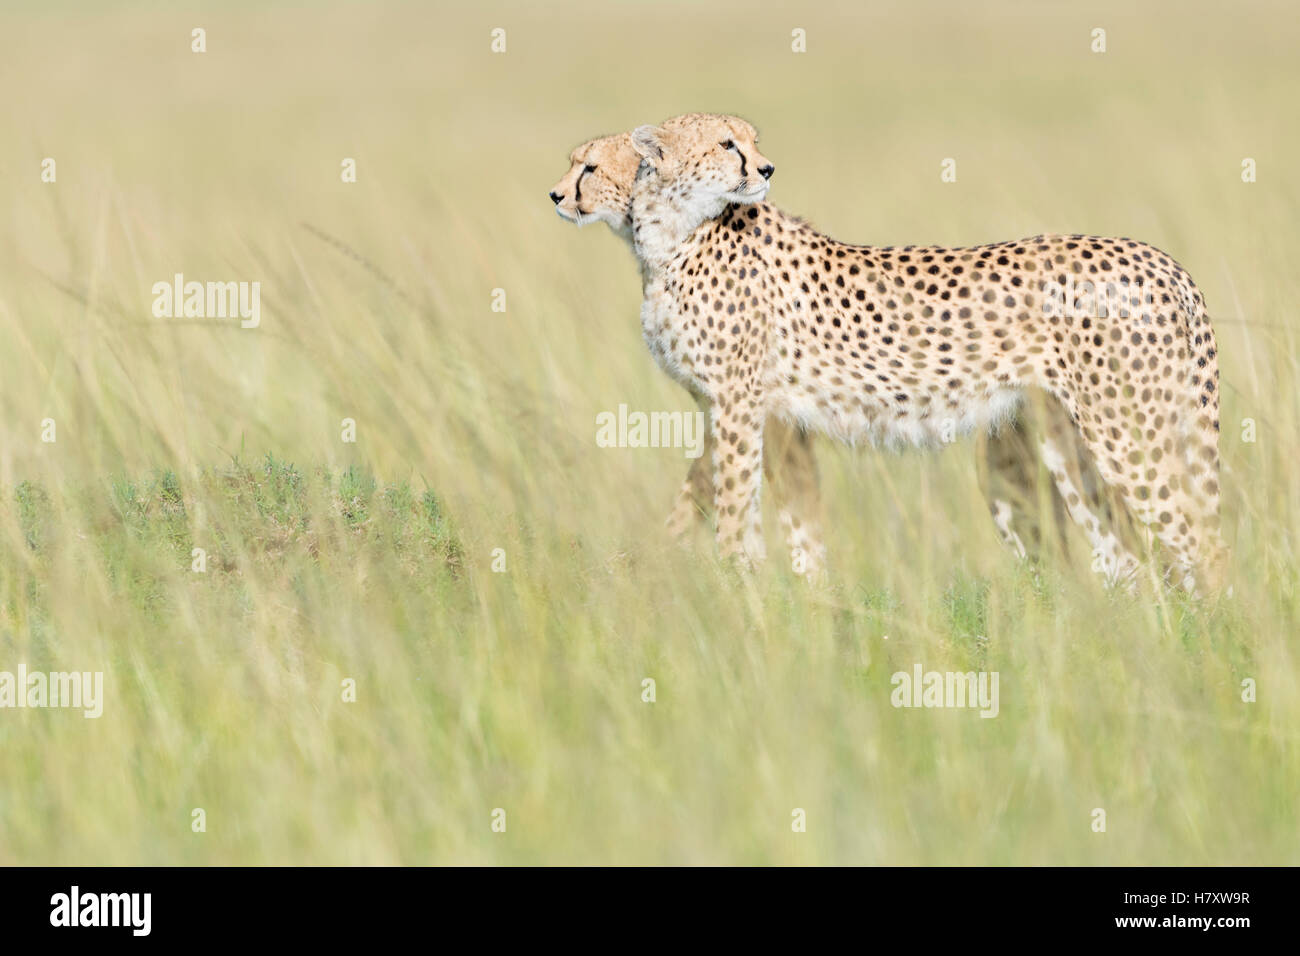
left=631, top=125, right=667, bottom=166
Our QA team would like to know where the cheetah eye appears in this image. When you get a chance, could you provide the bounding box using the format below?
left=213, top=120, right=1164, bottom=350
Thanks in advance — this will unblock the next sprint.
left=720, top=140, right=736, bottom=151
left=583, top=164, right=597, bottom=174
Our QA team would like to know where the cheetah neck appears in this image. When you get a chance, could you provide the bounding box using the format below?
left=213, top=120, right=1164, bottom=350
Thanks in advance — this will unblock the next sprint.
left=630, top=175, right=730, bottom=277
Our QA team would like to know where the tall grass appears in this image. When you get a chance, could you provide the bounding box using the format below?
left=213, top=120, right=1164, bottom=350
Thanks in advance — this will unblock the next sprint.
left=0, top=0, right=1296, bottom=864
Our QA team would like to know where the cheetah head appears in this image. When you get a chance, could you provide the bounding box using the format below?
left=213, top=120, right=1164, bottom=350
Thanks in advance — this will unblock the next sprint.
left=631, top=113, right=774, bottom=215
left=548, top=132, right=641, bottom=238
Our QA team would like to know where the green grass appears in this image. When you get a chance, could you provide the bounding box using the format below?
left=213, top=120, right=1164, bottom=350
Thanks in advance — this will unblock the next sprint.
left=0, top=462, right=1291, bottom=864
left=1, top=0, right=1298, bottom=864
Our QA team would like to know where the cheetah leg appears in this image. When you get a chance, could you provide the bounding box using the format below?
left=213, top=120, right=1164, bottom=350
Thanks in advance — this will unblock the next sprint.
left=1037, top=435, right=1144, bottom=591
left=660, top=416, right=821, bottom=556
left=711, top=390, right=767, bottom=565
left=665, top=392, right=715, bottom=542
left=1037, top=392, right=1150, bottom=589
left=1067, top=394, right=1227, bottom=594
left=979, top=392, right=1150, bottom=589
left=767, top=421, right=826, bottom=576
left=667, top=415, right=824, bottom=573
left=976, top=403, right=1067, bottom=563
left=665, top=445, right=713, bottom=542
left=1178, top=377, right=1231, bottom=593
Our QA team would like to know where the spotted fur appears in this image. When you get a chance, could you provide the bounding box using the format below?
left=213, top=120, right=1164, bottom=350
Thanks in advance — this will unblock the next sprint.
left=626, top=113, right=1228, bottom=591
left=551, top=133, right=826, bottom=574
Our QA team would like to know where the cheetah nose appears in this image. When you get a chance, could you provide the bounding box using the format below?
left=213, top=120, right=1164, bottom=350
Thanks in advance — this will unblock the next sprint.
left=758, top=164, right=775, bottom=180
left=549, top=191, right=563, bottom=204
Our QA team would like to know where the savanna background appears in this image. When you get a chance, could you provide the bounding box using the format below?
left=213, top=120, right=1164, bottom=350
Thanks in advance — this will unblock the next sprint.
left=1, top=0, right=1296, bottom=865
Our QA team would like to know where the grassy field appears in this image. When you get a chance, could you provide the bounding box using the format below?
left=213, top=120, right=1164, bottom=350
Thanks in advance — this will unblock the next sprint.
left=1, top=0, right=1297, bottom=864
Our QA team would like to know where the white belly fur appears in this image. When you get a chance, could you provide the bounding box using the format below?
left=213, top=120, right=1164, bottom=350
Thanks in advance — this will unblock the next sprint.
left=772, top=387, right=1026, bottom=451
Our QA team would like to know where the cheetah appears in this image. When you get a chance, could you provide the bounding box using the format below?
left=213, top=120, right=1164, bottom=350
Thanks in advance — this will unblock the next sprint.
left=549, top=133, right=828, bottom=573
left=552, top=129, right=1153, bottom=586
left=626, top=113, right=1228, bottom=592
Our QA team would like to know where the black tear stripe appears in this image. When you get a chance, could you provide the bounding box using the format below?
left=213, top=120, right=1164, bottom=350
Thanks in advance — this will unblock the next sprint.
left=574, top=170, right=585, bottom=203
left=737, top=150, right=749, bottom=178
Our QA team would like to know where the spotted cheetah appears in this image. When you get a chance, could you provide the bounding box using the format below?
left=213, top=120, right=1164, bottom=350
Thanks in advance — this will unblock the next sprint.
left=549, top=133, right=828, bottom=573
left=627, top=113, right=1228, bottom=592
left=552, top=129, right=1153, bottom=586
